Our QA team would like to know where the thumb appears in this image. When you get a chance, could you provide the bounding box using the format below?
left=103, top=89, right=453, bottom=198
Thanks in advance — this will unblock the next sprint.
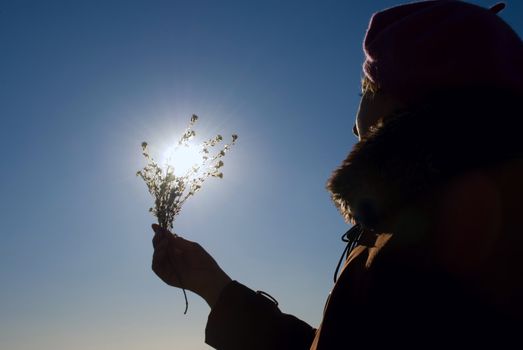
left=152, top=223, right=170, bottom=235
left=151, top=224, right=172, bottom=249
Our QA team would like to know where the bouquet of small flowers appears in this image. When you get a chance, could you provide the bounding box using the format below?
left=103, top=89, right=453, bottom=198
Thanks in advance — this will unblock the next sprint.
left=137, top=114, right=237, bottom=312
left=137, top=114, right=237, bottom=230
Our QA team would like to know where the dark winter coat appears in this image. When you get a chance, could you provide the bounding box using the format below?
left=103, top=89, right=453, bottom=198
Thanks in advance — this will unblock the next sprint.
left=205, top=90, right=523, bottom=349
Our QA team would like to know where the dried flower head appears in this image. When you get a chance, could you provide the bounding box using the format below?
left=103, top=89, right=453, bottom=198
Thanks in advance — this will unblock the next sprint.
left=137, top=115, right=238, bottom=230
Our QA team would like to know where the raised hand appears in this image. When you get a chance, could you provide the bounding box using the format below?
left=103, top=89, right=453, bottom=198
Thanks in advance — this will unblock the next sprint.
left=151, top=224, right=232, bottom=308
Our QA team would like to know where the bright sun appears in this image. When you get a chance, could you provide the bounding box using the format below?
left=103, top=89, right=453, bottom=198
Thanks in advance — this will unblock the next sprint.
left=162, top=143, right=203, bottom=176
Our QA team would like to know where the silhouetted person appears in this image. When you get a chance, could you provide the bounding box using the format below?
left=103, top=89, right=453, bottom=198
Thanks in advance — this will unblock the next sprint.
left=151, top=1, right=523, bottom=348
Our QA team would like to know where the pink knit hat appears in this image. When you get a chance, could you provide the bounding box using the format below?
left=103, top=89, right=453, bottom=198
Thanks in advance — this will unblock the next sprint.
left=363, top=1, right=523, bottom=103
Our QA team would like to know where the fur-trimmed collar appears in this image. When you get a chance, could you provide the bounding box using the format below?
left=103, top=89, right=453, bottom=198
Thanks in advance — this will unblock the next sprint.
left=327, top=90, right=522, bottom=231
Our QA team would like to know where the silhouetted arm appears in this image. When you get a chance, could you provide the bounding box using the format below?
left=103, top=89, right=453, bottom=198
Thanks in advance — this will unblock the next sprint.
left=205, top=281, right=316, bottom=350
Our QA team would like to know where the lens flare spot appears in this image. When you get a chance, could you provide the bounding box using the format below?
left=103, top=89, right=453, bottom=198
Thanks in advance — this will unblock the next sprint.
left=163, top=143, right=203, bottom=176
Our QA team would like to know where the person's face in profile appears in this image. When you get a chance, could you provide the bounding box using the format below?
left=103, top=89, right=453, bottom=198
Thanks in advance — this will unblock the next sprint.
left=329, top=89, right=406, bottom=228
left=354, top=91, right=404, bottom=140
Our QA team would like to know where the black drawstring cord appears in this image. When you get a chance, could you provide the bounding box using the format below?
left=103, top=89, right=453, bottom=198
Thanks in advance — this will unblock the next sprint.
left=333, top=224, right=363, bottom=283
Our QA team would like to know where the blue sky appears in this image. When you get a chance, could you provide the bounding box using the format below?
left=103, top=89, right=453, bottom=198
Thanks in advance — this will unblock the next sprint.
left=1, top=1, right=522, bottom=349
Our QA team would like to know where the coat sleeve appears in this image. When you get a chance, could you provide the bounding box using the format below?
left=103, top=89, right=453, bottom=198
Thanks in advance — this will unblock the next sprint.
left=205, top=281, right=316, bottom=350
